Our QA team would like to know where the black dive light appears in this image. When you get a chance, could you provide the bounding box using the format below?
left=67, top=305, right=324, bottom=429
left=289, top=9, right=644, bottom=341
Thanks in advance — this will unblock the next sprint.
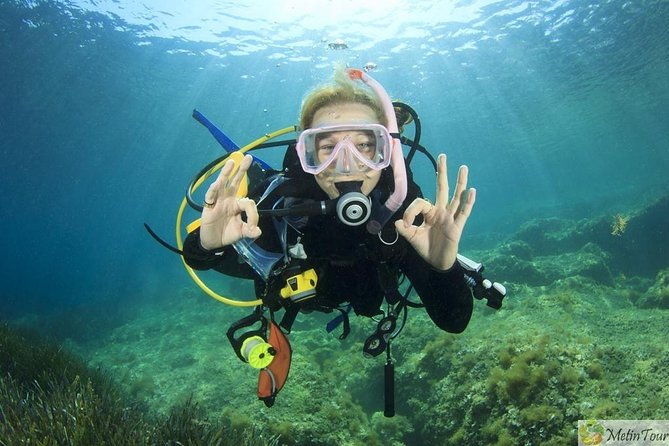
left=363, top=313, right=399, bottom=418
left=457, top=254, right=507, bottom=309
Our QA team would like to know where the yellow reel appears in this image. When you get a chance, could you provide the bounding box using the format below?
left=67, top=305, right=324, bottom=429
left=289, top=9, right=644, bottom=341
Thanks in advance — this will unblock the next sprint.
left=241, top=335, right=276, bottom=369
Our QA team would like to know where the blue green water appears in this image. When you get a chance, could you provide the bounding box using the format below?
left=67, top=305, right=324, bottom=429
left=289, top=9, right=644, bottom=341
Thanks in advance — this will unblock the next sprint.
left=2, top=0, right=667, bottom=317
left=1, top=2, right=668, bottom=442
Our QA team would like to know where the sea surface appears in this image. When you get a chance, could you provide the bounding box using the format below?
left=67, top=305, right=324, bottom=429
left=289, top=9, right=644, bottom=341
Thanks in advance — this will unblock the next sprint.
left=1, top=1, right=668, bottom=445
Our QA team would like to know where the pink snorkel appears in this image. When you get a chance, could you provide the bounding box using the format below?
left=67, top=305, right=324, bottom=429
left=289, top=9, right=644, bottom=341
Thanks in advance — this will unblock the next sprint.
left=346, top=68, right=408, bottom=234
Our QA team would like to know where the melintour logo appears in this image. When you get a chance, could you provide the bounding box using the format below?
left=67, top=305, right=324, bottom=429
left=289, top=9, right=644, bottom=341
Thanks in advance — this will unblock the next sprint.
left=578, top=420, right=669, bottom=445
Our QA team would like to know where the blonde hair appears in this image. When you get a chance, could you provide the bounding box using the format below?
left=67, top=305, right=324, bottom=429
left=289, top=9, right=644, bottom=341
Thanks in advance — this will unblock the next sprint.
left=299, top=66, right=386, bottom=130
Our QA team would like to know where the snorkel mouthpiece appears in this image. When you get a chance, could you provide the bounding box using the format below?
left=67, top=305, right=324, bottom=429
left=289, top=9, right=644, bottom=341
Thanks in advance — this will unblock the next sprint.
left=346, top=69, right=408, bottom=234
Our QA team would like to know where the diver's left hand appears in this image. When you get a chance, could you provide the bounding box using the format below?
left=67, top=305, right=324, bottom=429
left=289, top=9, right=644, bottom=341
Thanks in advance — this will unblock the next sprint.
left=394, top=153, right=476, bottom=270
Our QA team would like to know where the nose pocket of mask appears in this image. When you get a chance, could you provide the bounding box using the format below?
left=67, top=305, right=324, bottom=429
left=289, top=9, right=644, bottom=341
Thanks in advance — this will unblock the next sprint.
left=334, top=141, right=357, bottom=173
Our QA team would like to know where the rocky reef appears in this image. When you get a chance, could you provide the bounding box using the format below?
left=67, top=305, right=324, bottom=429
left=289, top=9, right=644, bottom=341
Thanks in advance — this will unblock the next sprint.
left=4, top=195, right=668, bottom=445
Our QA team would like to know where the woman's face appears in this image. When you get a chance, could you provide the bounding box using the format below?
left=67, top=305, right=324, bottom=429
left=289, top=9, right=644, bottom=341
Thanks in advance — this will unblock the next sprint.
left=310, top=102, right=383, bottom=199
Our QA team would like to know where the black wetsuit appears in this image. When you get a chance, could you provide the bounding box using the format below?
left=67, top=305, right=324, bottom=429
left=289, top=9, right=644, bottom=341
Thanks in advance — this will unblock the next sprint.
left=183, top=167, right=473, bottom=334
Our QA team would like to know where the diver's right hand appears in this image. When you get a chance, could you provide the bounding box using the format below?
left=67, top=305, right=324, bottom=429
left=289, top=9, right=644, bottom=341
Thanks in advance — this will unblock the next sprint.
left=199, top=154, right=262, bottom=250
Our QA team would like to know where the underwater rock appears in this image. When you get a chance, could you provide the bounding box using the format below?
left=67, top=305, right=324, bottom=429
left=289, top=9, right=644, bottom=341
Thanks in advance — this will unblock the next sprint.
left=564, top=242, right=614, bottom=286
left=509, top=195, right=668, bottom=279
left=636, top=268, right=669, bottom=309
left=498, top=240, right=535, bottom=261
left=514, top=217, right=574, bottom=254
left=486, top=242, right=613, bottom=286
left=603, top=195, right=669, bottom=277
left=484, top=254, right=549, bottom=286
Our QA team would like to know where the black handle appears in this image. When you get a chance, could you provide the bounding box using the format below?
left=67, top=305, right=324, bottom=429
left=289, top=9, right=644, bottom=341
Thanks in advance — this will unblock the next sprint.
left=384, top=361, right=395, bottom=417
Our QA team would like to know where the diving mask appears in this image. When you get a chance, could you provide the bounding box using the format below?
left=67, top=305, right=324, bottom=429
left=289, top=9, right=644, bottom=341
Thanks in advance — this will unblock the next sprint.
left=295, top=123, right=393, bottom=175
left=292, top=68, right=408, bottom=234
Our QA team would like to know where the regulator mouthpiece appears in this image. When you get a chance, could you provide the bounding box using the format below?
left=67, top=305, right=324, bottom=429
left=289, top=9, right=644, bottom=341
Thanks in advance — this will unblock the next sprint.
left=335, top=181, right=372, bottom=226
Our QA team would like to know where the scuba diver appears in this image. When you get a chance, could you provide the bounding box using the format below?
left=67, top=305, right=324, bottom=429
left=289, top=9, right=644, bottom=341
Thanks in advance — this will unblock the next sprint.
left=150, top=67, right=506, bottom=415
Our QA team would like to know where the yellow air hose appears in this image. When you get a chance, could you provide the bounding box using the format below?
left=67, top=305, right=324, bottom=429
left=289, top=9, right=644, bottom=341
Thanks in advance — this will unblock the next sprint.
left=175, top=126, right=297, bottom=307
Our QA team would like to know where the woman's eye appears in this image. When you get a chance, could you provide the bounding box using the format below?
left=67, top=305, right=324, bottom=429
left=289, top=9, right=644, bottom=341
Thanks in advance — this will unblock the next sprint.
left=356, top=142, right=374, bottom=153
left=318, top=144, right=334, bottom=153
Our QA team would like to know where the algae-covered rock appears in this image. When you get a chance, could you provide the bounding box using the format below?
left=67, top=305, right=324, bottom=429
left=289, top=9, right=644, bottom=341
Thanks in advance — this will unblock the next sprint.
left=485, top=242, right=613, bottom=286
left=498, top=240, right=535, bottom=260
left=514, top=217, right=574, bottom=254
left=486, top=254, right=549, bottom=286
left=11, top=195, right=668, bottom=446
left=511, top=196, right=669, bottom=278
left=636, top=268, right=669, bottom=309
left=562, top=243, right=614, bottom=285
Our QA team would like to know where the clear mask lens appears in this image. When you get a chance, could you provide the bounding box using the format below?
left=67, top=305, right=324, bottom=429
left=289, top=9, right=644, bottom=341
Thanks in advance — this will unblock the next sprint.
left=297, top=124, right=392, bottom=175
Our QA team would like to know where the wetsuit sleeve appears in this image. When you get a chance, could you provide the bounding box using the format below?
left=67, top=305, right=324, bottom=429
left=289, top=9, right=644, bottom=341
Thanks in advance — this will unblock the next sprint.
left=400, top=249, right=473, bottom=333
left=182, top=228, right=257, bottom=279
